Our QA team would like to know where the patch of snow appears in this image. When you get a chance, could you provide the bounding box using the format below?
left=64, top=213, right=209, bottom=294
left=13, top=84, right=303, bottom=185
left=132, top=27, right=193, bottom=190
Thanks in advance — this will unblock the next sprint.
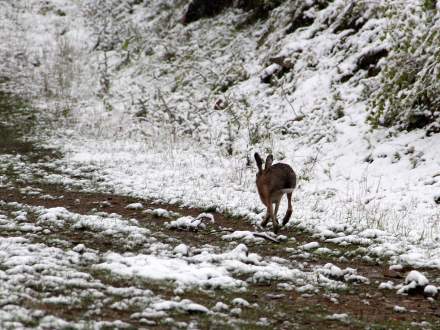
left=405, top=270, right=429, bottom=286
left=212, top=302, right=229, bottom=312
left=326, top=313, right=349, bottom=322
left=300, top=242, right=320, bottom=250
left=126, top=202, right=144, bottom=210
left=166, top=213, right=214, bottom=230
left=173, top=243, right=189, bottom=256
left=222, top=230, right=265, bottom=243
left=423, top=285, right=438, bottom=297
left=378, top=281, right=394, bottom=290
left=393, top=305, right=407, bottom=313
left=231, top=298, right=250, bottom=307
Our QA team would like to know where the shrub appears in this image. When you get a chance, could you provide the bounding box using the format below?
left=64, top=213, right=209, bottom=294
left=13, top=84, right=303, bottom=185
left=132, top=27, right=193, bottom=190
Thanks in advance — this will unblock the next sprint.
left=367, top=2, right=440, bottom=135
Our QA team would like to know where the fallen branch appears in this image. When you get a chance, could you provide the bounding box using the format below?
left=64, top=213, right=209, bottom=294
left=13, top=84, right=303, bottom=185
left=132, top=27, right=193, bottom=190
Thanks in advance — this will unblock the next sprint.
left=252, top=232, right=280, bottom=243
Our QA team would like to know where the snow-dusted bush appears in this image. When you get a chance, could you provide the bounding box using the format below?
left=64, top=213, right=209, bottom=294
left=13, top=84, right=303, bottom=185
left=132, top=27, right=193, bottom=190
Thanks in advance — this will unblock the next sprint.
left=367, top=2, right=440, bottom=135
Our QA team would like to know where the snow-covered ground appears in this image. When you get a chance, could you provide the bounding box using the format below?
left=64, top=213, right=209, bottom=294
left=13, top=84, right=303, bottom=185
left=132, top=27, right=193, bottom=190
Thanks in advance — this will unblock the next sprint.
left=1, top=0, right=440, bottom=327
left=1, top=0, right=439, bottom=264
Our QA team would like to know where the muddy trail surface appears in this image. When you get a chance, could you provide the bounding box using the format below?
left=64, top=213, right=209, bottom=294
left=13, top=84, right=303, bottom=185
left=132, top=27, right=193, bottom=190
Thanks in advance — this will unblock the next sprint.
left=0, top=91, right=439, bottom=329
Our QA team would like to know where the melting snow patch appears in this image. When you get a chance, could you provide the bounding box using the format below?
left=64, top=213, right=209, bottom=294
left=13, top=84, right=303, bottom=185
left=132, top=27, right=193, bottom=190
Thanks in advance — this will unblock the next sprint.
left=423, top=285, right=438, bottom=297
left=397, top=270, right=429, bottom=295
left=231, top=298, right=250, bottom=307
left=173, top=243, right=189, bottom=256
left=152, top=299, right=209, bottom=314
left=230, top=307, right=242, bottom=316
left=35, top=207, right=150, bottom=247
left=212, top=302, right=229, bottom=312
left=96, top=252, right=243, bottom=290
left=390, top=264, right=403, bottom=271
left=315, top=247, right=335, bottom=255
left=222, top=231, right=265, bottom=243
left=316, top=263, right=369, bottom=284
left=144, top=208, right=177, bottom=218
left=326, top=313, right=349, bottom=323
left=378, top=281, right=394, bottom=290
left=296, top=284, right=317, bottom=293
left=126, top=202, right=144, bottom=210
left=359, top=229, right=388, bottom=239
left=300, top=242, right=320, bottom=250
left=405, top=270, right=429, bottom=286
left=393, top=305, right=407, bottom=313
left=166, top=213, right=214, bottom=231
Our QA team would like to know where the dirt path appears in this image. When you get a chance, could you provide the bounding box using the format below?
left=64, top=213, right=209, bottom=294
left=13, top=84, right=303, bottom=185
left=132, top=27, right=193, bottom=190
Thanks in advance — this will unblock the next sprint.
left=1, top=182, right=440, bottom=329
left=0, top=91, right=439, bottom=329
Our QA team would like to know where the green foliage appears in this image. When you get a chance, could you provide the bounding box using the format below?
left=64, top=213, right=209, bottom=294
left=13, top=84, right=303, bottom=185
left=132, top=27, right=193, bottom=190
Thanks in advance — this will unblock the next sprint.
left=366, top=2, right=440, bottom=135
left=121, top=38, right=130, bottom=51
left=422, top=0, right=437, bottom=11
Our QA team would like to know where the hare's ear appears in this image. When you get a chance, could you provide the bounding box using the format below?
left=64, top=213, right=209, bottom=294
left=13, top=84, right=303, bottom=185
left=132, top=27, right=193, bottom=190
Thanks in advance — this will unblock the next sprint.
left=254, top=153, right=263, bottom=173
left=264, top=154, right=273, bottom=170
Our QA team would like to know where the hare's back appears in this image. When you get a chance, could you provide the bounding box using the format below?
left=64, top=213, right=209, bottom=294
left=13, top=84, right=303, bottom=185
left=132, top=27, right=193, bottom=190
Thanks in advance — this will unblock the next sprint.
left=269, top=163, right=296, bottom=190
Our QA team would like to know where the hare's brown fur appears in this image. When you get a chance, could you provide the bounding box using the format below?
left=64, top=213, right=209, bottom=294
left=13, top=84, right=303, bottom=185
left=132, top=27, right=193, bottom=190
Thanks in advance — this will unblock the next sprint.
left=254, top=153, right=296, bottom=233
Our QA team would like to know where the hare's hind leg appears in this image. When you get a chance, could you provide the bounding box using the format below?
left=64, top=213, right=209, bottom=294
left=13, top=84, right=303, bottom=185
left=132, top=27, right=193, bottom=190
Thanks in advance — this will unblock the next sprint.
left=274, top=200, right=280, bottom=225
left=271, top=199, right=281, bottom=234
left=282, top=192, right=293, bottom=226
left=261, top=209, right=270, bottom=227
left=260, top=197, right=271, bottom=228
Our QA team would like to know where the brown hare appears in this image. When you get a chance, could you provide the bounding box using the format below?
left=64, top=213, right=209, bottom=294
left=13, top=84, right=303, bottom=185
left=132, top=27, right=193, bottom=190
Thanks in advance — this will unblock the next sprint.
left=254, top=153, right=297, bottom=234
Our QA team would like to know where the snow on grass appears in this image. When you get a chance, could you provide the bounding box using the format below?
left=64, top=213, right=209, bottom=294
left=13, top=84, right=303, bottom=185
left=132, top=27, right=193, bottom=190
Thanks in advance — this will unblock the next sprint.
left=96, top=251, right=244, bottom=290
left=2, top=201, right=347, bottom=326
left=166, top=213, right=214, bottom=231
left=300, top=241, right=320, bottom=250
left=151, top=299, right=209, bottom=314
left=393, top=305, right=407, bottom=313
left=0, top=234, right=105, bottom=327
left=125, top=202, right=143, bottom=210
left=34, top=206, right=150, bottom=247
left=231, top=297, right=250, bottom=307
left=212, top=302, right=229, bottom=312
left=0, top=214, right=219, bottom=328
left=2, top=3, right=440, bottom=323
left=143, top=208, right=179, bottom=218
left=96, top=242, right=348, bottom=293
left=173, top=243, right=189, bottom=256
left=326, top=313, right=350, bottom=322
left=424, top=285, right=438, bottom=297
left=405, top=270, right=429, bottom=287
left=316, top=263, right=369, bottom=284
left=222, top=230, right=266, bottom=243
left=396, top=270, right=430, bottom=295
left=379, top=281, right=394, bottom=290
